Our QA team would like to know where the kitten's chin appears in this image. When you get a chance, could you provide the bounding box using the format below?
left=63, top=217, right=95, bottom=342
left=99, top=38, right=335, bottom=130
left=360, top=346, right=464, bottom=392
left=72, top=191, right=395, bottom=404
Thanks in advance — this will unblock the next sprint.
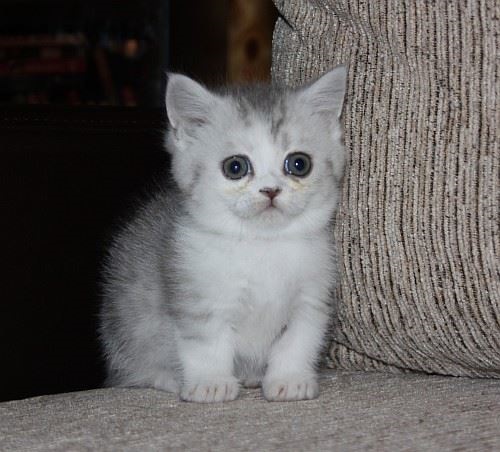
left=257, top=205, right=285, bottom=221
left=242, top=204, right=300, bottom=230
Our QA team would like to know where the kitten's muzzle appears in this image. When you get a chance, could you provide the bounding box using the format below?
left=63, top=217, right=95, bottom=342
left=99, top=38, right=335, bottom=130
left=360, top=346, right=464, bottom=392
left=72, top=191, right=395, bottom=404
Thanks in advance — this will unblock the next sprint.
left=259, top=187, right=282, bottom=201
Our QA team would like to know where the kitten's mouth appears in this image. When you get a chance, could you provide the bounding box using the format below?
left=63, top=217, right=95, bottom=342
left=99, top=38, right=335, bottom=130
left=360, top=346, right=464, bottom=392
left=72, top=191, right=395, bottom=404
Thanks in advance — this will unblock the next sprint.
left=262, top=200, right=281, bottom=213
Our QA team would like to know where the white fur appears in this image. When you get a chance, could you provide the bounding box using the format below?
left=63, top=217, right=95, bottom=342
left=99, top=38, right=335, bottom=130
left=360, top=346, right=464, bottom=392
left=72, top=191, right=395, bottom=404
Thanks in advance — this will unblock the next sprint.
left=100, top=66, right=347, bottom=403
left=174, top=223, right=334, bottom=402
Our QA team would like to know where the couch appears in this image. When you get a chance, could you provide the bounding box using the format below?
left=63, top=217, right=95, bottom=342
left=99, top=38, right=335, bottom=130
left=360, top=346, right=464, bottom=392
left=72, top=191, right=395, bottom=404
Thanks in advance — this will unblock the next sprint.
left=1, top=1, right=498, bottom=450
left=1, top=371, right=499, bottom=450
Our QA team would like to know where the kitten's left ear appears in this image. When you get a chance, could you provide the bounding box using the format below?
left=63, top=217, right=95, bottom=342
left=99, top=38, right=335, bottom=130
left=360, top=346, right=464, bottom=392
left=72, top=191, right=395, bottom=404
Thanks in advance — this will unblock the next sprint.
left=166, top=73, right=219, bottom=131
left=298, top=65, right=347, bottom=118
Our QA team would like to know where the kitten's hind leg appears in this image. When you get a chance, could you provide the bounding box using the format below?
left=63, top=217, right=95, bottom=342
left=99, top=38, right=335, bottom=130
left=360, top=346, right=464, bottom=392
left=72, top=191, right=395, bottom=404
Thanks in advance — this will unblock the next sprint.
left=153, top=371, right=180, bottom=393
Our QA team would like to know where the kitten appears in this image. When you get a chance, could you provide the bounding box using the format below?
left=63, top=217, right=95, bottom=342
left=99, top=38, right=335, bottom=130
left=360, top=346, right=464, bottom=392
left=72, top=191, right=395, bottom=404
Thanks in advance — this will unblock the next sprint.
left=99, top=66, right=346, bottom=402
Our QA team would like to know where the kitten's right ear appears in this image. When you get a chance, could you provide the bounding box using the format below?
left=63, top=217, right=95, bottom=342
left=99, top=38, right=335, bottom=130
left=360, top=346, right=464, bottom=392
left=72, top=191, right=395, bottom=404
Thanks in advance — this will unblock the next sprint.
left=166, top=73, right=218, bottom=131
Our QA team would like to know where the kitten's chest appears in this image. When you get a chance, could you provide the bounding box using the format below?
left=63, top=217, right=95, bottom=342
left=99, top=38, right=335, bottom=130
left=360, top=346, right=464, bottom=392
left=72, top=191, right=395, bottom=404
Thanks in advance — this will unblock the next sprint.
left=207, top=238, right=304, bottom=341
left=182, top=234, right=317, bottom=307
left=178, top=232, right=328, bottom=354
left=226, top=239, right=301, bottom=294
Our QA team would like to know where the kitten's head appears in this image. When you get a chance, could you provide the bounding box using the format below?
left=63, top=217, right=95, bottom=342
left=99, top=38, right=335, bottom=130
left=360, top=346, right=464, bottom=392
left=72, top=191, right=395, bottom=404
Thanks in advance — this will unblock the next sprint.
left=165, top=66, right=346, bottom=237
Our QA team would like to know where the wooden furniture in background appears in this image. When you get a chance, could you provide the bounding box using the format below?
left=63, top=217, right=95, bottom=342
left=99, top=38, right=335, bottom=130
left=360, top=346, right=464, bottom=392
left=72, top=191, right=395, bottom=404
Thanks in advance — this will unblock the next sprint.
left=227, top=0, right=277, bottom=83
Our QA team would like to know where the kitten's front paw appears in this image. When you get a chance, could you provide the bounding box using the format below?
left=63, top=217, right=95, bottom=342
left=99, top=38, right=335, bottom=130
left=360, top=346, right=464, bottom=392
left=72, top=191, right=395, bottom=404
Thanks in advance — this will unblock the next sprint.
left=180, top=378, right=239, bottom=403
left=262, top=375, right=319, bottom=402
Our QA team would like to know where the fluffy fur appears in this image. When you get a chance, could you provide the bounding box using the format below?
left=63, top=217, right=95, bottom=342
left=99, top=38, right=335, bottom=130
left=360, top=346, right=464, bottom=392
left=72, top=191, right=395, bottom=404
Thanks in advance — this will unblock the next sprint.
left=99, top=66, right=347, bottom=402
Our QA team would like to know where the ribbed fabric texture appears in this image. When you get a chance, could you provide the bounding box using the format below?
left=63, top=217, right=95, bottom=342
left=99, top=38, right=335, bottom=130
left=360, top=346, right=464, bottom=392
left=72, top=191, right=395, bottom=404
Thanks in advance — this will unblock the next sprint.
left=2, top=372, right=500, bottom=451
left=272, top=0, right=499, bottom=377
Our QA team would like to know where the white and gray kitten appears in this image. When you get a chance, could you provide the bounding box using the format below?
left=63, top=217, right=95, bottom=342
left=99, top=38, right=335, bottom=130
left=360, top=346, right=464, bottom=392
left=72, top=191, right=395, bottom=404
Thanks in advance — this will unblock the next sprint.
left=99, top=66, right=346, bottom=402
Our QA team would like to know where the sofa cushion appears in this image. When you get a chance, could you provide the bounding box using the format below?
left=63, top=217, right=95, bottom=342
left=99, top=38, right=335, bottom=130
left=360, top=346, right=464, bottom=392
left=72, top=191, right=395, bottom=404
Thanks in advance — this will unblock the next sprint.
left=272, top=0, right=499, bottom=377
left=1, top=371, right=499, bottom=451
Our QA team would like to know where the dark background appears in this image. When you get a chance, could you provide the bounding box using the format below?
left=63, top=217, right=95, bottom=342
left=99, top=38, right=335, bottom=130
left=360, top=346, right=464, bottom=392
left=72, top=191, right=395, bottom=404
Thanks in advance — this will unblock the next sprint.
left=1, top=107, right=169, bottom=402
left=1, top=0, right=276, bottom=402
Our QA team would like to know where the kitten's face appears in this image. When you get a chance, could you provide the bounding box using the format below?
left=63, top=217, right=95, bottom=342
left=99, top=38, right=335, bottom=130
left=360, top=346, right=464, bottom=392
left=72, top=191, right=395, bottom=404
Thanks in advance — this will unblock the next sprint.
left=166, top=68, right=346, bottom=236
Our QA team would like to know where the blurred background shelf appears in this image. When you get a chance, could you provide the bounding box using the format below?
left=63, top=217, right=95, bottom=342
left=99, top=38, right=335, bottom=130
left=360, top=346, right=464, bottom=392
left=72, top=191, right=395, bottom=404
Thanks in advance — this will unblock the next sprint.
left=0, top=0, right=277, bottom=107
left=0, top=0, right=170, bottom=106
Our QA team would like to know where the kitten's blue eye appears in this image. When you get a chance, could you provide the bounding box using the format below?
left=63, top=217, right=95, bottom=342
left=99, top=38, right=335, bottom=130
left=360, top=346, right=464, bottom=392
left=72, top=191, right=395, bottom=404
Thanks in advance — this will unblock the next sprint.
left=284, top=152, right=312, bottom=177
left=222, top=155, right=251, bottom=180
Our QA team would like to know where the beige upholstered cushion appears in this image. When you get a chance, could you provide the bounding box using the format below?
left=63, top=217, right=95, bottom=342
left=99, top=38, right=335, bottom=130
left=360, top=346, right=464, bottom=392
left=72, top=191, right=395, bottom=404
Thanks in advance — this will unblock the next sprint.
left=2, top=372, right=500, bottom=451
left=272, top=0, right=499, bottom=377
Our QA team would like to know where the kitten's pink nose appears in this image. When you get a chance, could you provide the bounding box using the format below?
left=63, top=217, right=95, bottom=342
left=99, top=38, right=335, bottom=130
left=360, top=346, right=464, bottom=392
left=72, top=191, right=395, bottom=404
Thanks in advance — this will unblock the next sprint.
left=259, top=187, right=282, bottom=200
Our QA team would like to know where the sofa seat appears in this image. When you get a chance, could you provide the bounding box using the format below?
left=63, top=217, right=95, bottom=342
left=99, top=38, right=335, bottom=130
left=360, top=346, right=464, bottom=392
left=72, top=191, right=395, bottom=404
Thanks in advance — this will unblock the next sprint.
left=1, top=371, right=498, bottom=451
